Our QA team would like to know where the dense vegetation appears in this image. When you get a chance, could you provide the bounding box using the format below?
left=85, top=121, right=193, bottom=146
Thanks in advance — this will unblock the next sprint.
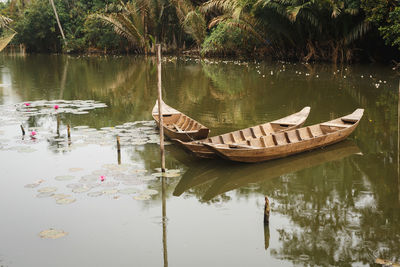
left=0, top=0, right=399, bottom=62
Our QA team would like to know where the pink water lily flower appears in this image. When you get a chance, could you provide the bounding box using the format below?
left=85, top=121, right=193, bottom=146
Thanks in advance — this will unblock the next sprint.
left=24, top=103, right=31, bottom=107
left=54, top=105, right=59, bottom=110
left=30, top=131, right=37, bottom=136
left=100, top=176, right=105, bottom=182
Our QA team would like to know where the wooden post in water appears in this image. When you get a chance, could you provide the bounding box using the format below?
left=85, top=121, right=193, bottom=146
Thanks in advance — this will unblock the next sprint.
left=20, top=125, right=25, bottom=136
left=157, top=44, right=166, bottom=172
left=264, top=196, right=270, bottom=225
left=67, top=124, right=71, bottom=138
left=56, top=114, right=60, bottom=136
left=117, top=136, right=121, bottom=165
left=162, top=176, right=168, bottom=267
left=398, top=79, right=400, bottom=203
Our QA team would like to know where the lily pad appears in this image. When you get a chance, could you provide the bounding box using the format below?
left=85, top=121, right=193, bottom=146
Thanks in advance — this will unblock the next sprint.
left=39, top=229, right=68, bottom=239
left=87, top=191, right=104, bottom=197
left=72, top=186, right=91, bottom=193
left=56, top=198, right=76, bottom=205
left=102, top=189, right=118, bottom=195
left=52, top=193, right=69, bottom=198
left=142, top=189, right=158, bottom=196
left=66, top=183, right=81, bottom=189
left=69, top=168, right=84, bottom=172
left=38, top=187, right=57, bottom=193
left=36, top=192, right=55, bottom=198
left=100, top=181, right=119, bottom=188
left=118, top=188, right=139, bottom=195
left=133, top=194, right=151, bottom=200
left=55, top=175, right=75, bottom=181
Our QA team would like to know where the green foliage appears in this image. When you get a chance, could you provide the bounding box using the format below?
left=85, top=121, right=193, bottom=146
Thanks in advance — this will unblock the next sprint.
left=362, top=0, right=400, bottom=50
left=379, top=7, right=400, bottom=49
left=13, top=0, right=60, bottom=52
left=201, top=21, right=255, bottom=55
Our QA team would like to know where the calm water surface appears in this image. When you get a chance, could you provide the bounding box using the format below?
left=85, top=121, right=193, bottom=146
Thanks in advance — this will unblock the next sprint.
left=0, top=55, right=399, bottom=266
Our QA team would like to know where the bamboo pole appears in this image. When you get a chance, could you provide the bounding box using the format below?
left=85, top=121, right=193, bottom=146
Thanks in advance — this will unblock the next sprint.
left=67, top=124, right=71, bottom=138
left=49, top=0, right=67, bottom=46
left=157, top=44, right=166, bottom=172
left=117, top=136, right=121, bottom=165
left=264, top=196, right=270, bottom=224
left=20, top=125, right=25, bottom=136
left=162, top=176, right=168, bottom=267
left=56, top=114, right=60, bottom=136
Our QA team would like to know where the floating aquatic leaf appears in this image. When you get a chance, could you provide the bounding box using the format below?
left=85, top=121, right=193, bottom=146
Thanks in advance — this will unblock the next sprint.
left=39, top=229, right=67, bottom=239
left=66, top=183, right=81, bottom=189
left=37, top=192, right=55, bottom=198
left=72, top=186, right=91, bottom=193
left=87, top=191, right=104, bottom=197
left=102, top=189, right=118, bottom=195
left=142, top=189, right=158, bottom=196
left=56, top=198, right=76, bottom=205
left=69, top=168, right=83, bottom=172
left=38, top=187, right=57, bottom=193
left=55, top=175, right=75, bottom=181
left=53, top=194, right=72, bottom=199
left=134, top=194, right=151, bottom=200
left=100, top=181, right=119, bottom=187
left=79, top=174, right=98, bottom=183
left=118, top=188, right=139, bottom=195
left=16, top=147, right=37, bottom=153
left=25, top=183, right=41, bottom=188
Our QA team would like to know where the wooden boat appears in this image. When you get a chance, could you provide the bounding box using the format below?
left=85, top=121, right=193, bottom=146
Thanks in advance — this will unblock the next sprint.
left=203, top=109, right=364, bottom=163
left=152, top=100, right=210, bottom=142
left=174, top=106, right=311, bottom=158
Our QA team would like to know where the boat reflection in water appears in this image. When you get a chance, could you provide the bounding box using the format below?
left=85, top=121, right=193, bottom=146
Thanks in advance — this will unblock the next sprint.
left=172, top=140, right=361, bottom=201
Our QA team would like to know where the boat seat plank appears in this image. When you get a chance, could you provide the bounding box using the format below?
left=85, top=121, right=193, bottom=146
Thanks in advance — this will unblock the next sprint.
left=309, top=125, right=324, bottom=137
left=286, top=130, right=300, bottom=143
left=261, top=135, right=276, bottom=147
left=251, top=127, right=262, bottom=138
left=261, top=124, right=275, bottom=135
left=297, top=128, right=311, bottom=140
left=274, top=132, right=288, bottom=145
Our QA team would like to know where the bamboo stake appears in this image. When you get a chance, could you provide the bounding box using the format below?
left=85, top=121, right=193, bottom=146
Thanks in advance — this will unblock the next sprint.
left=264, top=196, right=270, bottom=225
left=162, top=176, right=168, bottom=267
left=67, top=124, right=71, bottom=138
left=49, top=0, right=67, bottom=46
left=56, top=114, right=60, bottom=136
left=157, top=44, right=166, bottom=172
left=20, top=125, right=25, bottom=135
left=117, top=136, right=121, bottom=165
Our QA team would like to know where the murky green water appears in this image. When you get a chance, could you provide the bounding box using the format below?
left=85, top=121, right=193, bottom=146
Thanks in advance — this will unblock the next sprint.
left=0, top=54, right=399, bottom=266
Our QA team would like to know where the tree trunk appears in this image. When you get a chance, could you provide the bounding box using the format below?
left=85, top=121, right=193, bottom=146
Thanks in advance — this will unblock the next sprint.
left=49, top=0, right=67, bottom=47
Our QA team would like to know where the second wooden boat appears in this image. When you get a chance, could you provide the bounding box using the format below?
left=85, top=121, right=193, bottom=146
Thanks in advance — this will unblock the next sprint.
left=152, top=100, right=210, bottom=142
left=174, top=106, right=311, bottom=158
left=203, top=109, right=364, bottom=163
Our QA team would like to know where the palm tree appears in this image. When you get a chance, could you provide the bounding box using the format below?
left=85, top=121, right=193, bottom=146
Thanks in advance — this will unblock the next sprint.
left=0, top=15, right=16, bottom=52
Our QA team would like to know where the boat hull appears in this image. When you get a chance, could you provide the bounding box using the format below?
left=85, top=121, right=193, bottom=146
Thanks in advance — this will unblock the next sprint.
left=205, top=111, right=362, bottom=163
left=175, top=106, right=311, bottom=158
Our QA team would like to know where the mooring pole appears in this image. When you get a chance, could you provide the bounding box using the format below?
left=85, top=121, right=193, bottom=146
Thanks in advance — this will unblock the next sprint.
left=264, top=196, right=270, bottom=225
left=162, top=176, right=168, bottom=267
left=157, top=44, right=166, bottom=172
left=117, top=135, right=121, bottom=165
left=398, top=79, right=400, bottom=203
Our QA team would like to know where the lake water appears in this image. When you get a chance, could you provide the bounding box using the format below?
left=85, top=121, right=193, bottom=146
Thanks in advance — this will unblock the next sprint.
left=0, top=54, right=399, bottom=266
